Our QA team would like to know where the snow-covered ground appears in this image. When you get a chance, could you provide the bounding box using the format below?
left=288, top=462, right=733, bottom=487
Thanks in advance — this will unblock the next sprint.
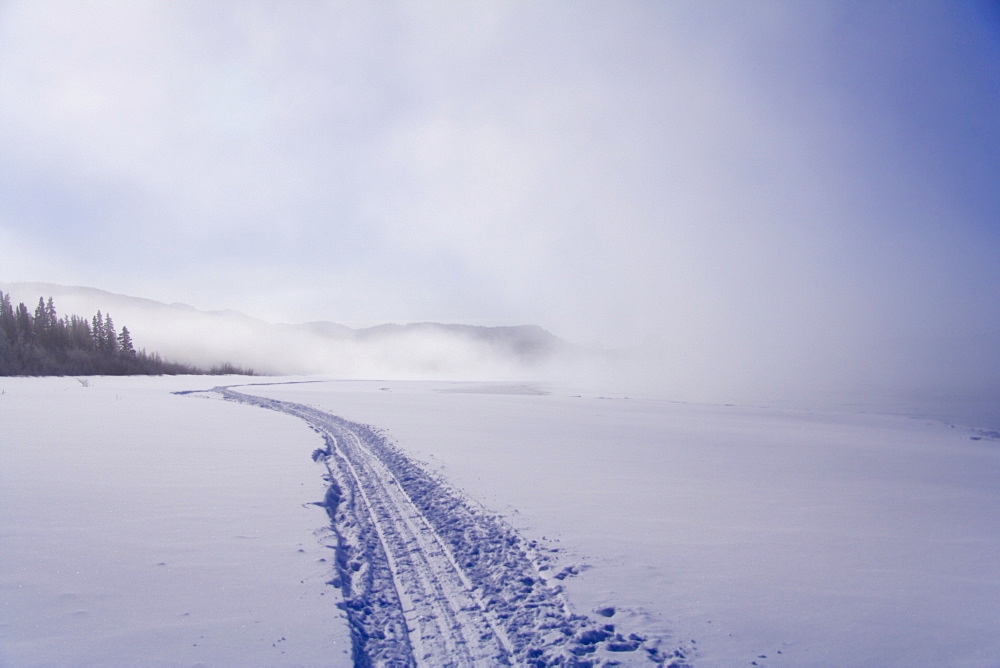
left=3, top=376, right=999, bottom=666
left=0, top=376, right=352, bottom=667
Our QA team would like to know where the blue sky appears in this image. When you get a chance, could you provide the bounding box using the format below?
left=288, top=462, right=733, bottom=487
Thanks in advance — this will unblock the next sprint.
left=1, top=0, right=998, bottom=393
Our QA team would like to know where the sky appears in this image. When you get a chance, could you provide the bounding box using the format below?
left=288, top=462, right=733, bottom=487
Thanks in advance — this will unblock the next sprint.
left=1, top=0, right=998, bottom=396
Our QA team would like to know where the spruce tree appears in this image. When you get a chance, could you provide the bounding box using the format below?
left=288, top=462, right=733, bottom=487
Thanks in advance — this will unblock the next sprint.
left=92, top=311, right=103, bottom=348
left=104, top=314, right=118, bottom=354
left=119, top=326, right=135, bottom=357
left=14, top=303, right=31, bottom=343
left=34, top=297, right=47, bottom=334
left=0, top=291, right=14, bottom=342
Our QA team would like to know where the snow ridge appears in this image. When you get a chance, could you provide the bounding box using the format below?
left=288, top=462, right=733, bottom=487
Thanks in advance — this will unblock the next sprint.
left=214, top=385, right=688, bottom=667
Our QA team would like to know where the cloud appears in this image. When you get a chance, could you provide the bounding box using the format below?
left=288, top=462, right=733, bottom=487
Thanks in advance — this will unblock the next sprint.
left=0, top=0, right=997, bottom=398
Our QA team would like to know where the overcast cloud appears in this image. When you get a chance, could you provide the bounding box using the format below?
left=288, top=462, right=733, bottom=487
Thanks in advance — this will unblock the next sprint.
left=1, top=1, right=998, bottom=397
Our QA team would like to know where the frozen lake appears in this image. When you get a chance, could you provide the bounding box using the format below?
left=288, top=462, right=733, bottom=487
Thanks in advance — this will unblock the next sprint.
left=2, top=376, right=999, bottom=666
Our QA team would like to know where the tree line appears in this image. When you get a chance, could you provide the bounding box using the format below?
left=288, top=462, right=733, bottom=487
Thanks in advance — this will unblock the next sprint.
left=0, top=291, right=254, bottom=376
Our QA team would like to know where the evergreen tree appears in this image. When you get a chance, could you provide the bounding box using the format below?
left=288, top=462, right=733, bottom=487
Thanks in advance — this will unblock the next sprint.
left=0, top=291, right=14, bottom=342
left=0, top=321, right=12, bottom=375
left=32, top=296, right=59, bottom=345
left=104, top=314, right=118, bottom=354
left=14, top=303, right=32, bottom=343
left=92, top=311, right=103, bottom=348
left=33, top=297, right=47, bottom=335
left=119, top=326, right=135, bottom=357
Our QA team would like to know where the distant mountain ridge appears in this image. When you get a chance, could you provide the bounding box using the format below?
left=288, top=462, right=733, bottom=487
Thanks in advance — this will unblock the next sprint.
left=0, top=282, right=576, bottom=378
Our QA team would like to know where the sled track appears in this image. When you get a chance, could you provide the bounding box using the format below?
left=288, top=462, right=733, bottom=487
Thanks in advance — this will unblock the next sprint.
left=207, top=385, right=688, bottom=667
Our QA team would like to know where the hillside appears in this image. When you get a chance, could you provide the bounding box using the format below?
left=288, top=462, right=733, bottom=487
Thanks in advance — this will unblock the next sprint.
left=0, top=282, right=577, bottom=378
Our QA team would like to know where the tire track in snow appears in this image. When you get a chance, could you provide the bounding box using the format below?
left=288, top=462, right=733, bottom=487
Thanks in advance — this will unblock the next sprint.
left=200, top=385, right=689, bottom=667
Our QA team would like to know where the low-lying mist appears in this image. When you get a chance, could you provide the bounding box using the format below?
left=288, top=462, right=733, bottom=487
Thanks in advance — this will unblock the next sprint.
left=4, top=281, right=998, bottom=430
left=0, top=282, right=582, bottom=381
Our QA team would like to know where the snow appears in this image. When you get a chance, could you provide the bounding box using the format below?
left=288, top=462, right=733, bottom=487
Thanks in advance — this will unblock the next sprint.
left=3, top=376, right=1000, bottom=666
left=213, top=385, right=683, bottom=665
left=0, top=376, right=352, bottom=667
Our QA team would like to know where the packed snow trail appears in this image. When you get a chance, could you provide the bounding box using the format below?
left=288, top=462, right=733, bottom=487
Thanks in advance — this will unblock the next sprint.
left=197, top=385, right=689, bottom=667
